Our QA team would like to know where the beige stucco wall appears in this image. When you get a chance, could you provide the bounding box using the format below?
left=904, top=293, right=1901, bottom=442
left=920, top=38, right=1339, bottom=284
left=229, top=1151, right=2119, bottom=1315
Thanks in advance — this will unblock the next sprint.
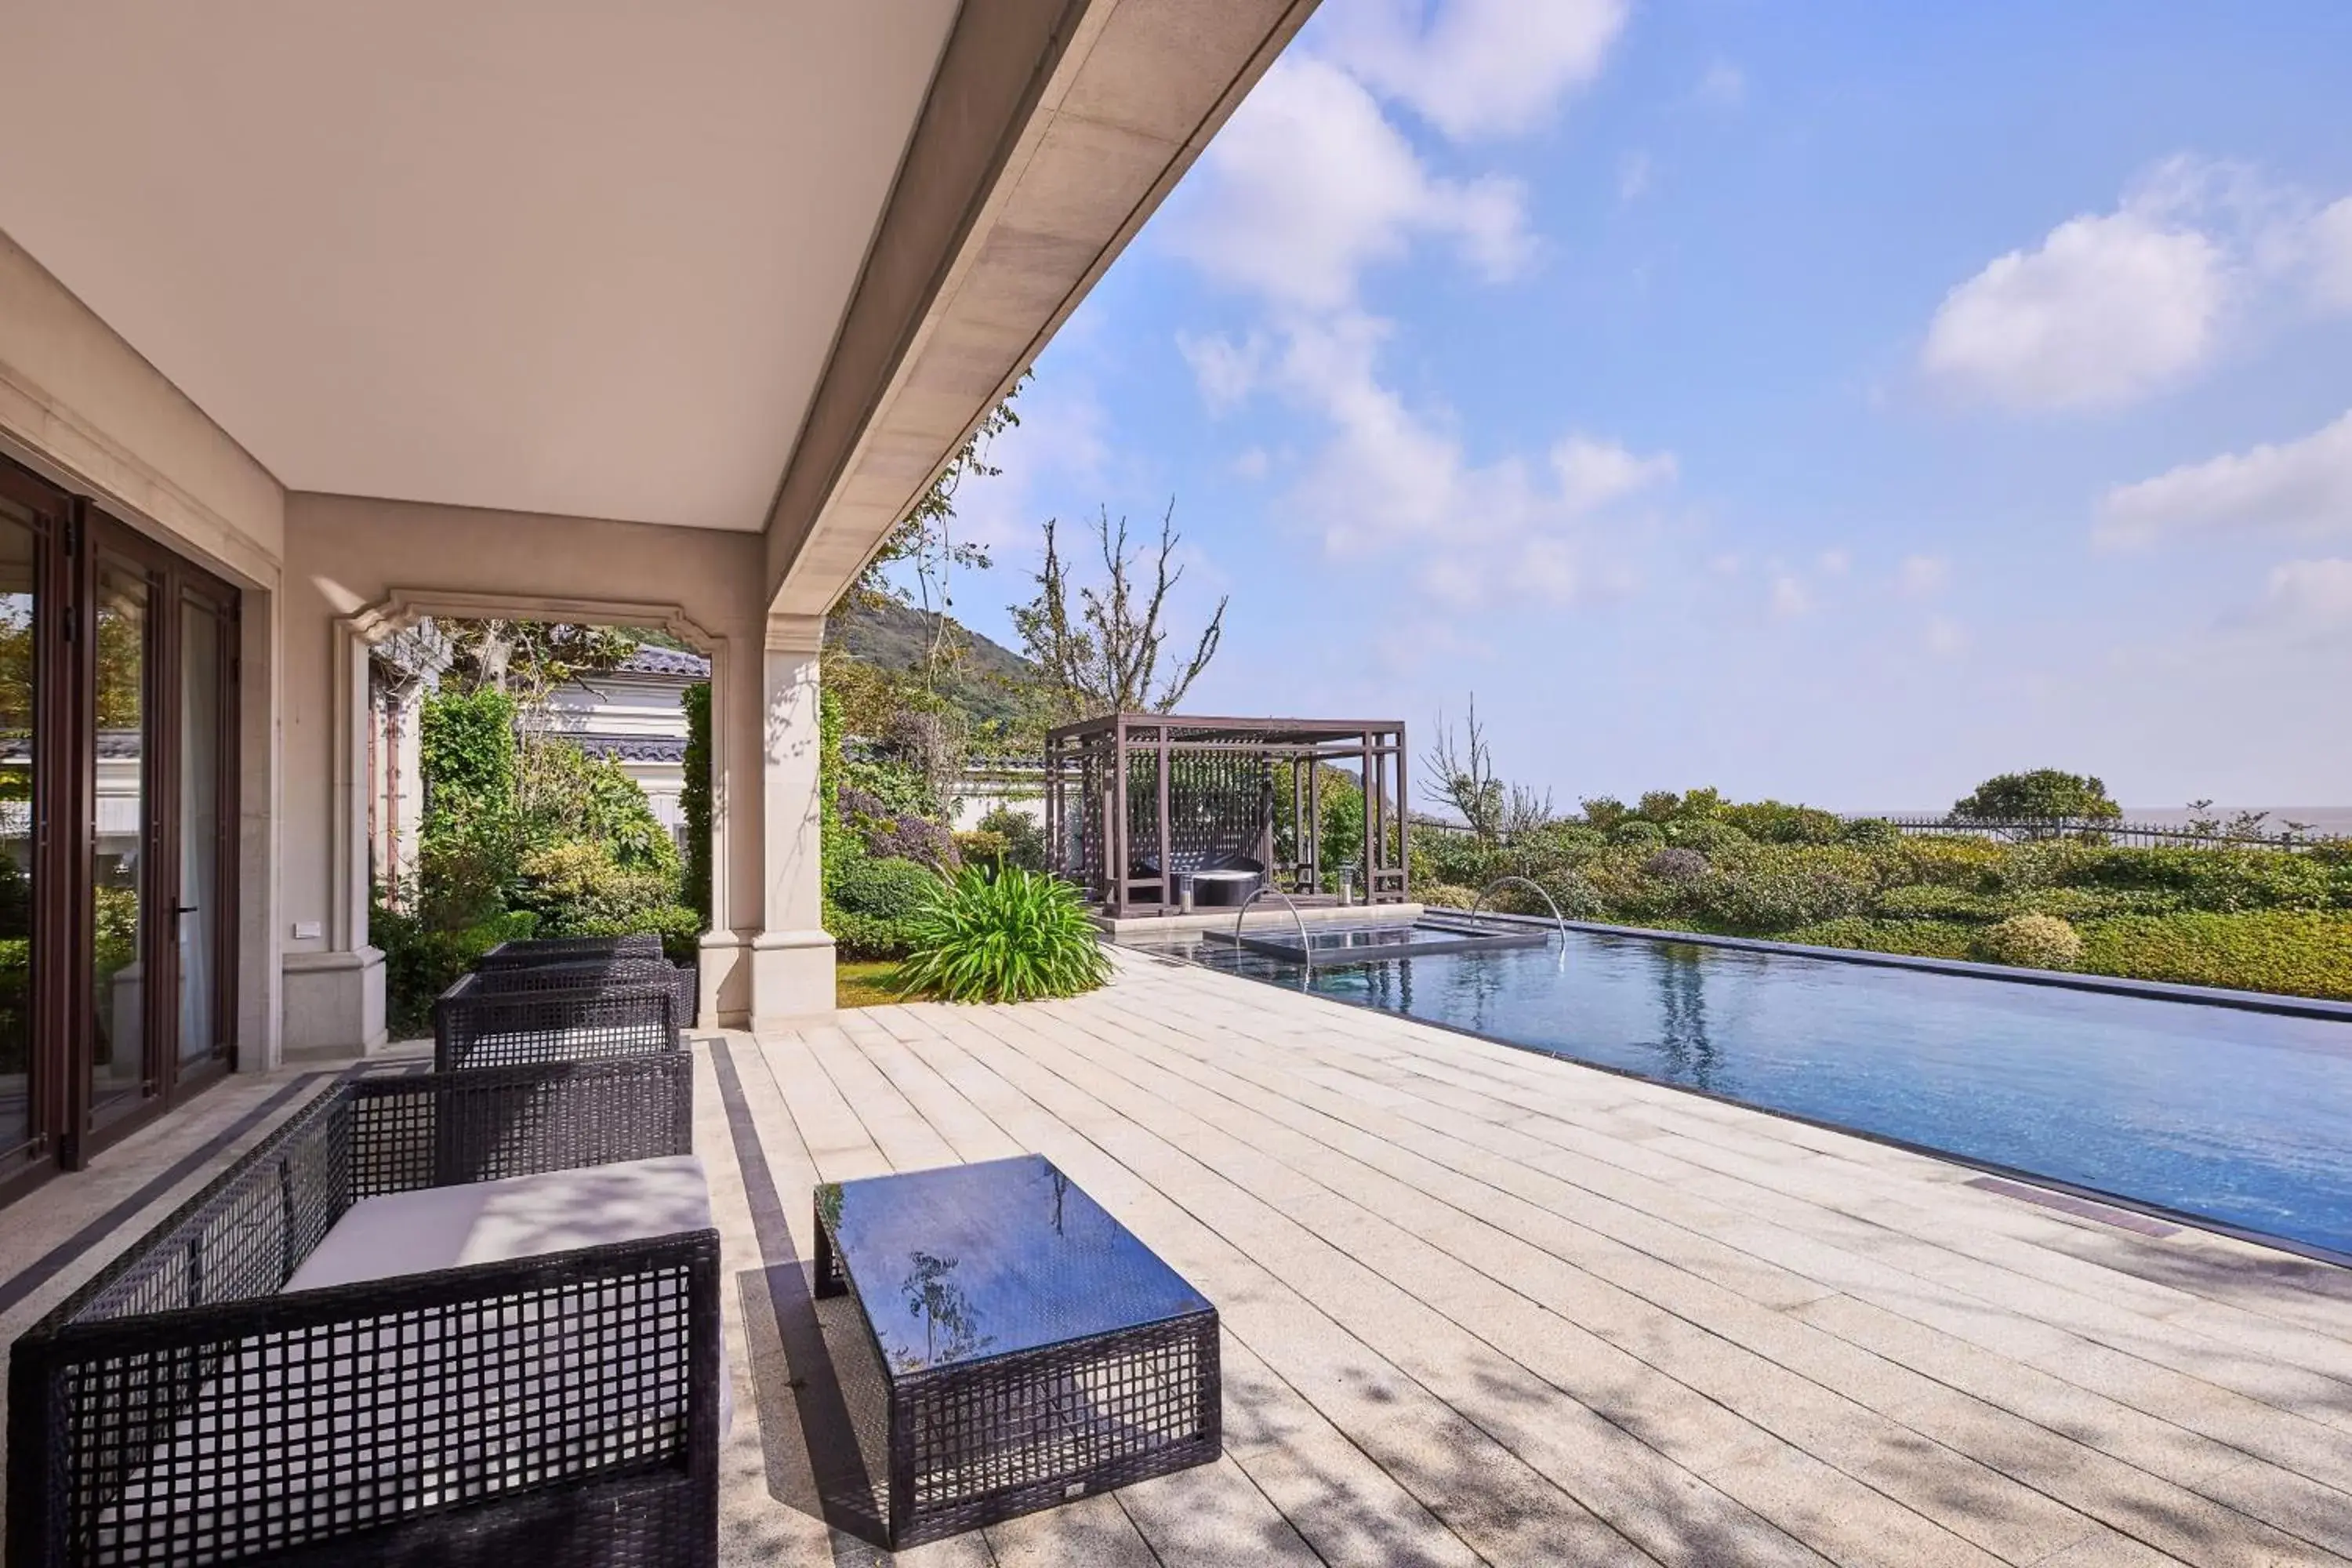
left=0, top=221, right=290, bottom=1076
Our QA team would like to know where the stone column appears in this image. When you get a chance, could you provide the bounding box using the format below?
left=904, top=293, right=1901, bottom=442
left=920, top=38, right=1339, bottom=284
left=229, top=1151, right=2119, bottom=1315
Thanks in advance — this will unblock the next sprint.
left=748, top=613, right=833, bottom=1028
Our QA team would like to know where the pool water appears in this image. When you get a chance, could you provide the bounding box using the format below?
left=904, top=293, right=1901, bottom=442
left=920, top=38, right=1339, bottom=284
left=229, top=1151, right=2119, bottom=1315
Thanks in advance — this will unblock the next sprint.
left=1133, top=926, right=2352, bottom=1259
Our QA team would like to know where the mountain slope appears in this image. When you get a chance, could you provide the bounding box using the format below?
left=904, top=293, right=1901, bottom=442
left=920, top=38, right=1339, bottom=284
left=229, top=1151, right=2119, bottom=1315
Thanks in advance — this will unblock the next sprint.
left=826, top=598, right=1047, bottom=728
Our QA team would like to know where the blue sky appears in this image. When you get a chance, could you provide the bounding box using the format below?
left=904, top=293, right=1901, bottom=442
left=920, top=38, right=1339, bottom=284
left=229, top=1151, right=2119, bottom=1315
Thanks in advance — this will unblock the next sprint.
left=930, top=0, right=2352, bottom=811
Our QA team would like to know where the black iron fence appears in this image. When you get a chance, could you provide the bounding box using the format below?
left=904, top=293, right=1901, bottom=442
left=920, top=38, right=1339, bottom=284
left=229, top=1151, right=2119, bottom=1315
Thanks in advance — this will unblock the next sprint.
left=1868, top=815, right=2345, bottom=851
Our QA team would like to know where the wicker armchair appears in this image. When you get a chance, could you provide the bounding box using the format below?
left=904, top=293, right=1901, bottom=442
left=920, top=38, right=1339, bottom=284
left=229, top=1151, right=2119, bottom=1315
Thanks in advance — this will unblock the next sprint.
left=5, top=1056, right=718, bottom=1568
left=433, top=968, right=681, bottom=1073
left=477, top=933, right=664, bottom=968
left=465, top=956, right=697, bottom=1032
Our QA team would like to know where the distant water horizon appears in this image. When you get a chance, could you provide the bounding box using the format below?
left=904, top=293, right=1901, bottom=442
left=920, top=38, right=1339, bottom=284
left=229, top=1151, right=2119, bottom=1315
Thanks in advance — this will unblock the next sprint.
left=1860, top=806, right=2352, bottom=837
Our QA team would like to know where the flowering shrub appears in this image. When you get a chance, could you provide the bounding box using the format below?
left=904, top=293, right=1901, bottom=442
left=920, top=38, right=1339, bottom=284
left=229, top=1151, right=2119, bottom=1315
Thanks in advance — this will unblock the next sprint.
left=1973, top=913, right=2083, bottom=970
left=1643, top=848, right=1711, bottom=883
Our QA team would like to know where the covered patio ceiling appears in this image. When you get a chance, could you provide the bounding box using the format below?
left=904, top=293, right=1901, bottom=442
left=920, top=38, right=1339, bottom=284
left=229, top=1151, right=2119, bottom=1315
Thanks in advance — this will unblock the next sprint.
left=0, top=1, right=961, bottom=533
left=0, top=2, right=1316, bottom=619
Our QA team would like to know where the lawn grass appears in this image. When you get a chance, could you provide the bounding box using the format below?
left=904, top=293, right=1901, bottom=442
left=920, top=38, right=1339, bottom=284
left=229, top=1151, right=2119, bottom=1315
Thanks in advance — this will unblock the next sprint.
left=837, top=959, right=905, bottom=1009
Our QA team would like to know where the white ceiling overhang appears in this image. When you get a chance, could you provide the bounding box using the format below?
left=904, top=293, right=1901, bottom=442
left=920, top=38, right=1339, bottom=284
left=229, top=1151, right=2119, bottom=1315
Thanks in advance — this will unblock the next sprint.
left=0, top=1, right=962, bottom=531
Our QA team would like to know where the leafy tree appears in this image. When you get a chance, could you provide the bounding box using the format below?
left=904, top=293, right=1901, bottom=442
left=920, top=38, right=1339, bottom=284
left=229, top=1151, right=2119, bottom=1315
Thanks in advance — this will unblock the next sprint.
left=439, top=619, right=642, bottom=700
left=1011, top=502, right=1227, bottom=720
left=1952, top=770, right=2121, bottom=825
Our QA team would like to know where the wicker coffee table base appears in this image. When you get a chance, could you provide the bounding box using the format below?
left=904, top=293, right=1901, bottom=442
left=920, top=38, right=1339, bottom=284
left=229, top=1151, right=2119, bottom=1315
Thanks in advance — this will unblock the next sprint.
left=815, top=1206, right=1220, bottom=1547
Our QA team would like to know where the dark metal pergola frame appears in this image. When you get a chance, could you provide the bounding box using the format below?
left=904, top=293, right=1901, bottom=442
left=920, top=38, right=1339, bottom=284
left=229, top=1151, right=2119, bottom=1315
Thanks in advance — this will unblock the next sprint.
left=1044, top=713, right=1410, bottom=919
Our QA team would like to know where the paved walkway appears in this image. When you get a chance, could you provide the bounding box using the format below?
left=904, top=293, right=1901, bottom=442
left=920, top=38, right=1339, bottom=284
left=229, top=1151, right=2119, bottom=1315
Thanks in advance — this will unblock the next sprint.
left=710, top=952, right=2352, bottom=1566
left=4, top=954, right=2350, bottom=1565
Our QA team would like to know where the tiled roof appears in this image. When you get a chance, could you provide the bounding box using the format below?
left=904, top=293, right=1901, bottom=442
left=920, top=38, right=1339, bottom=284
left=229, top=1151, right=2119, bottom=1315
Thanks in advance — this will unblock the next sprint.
left=568, top=731, right=688, bottom=763
left=618, top=645, right=711, bottom=678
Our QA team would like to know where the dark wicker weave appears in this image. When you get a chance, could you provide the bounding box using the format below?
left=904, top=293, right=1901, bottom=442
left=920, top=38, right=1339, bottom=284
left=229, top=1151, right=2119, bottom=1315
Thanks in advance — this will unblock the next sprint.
left=463, top=956, right=698, bottom=1030
left=6, top=1056, right=716, bottom=1568
left=433, top=971, right=680, bottom=1073
left=814, top=1170, right=1220, bottom=1548
left=477, top=934, right=664, bottom=968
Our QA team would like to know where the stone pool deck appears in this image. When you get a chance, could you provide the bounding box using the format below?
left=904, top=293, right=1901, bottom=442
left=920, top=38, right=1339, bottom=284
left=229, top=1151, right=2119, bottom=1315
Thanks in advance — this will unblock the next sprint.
left=6, top=950, right=2352, bottom=1564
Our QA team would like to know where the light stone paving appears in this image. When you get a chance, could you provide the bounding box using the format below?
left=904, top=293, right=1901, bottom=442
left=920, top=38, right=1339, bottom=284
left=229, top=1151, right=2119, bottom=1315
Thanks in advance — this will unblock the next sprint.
left=5, top=953, right=2350, bottom=1566
left=712, top=951, right=2352, bottom=1566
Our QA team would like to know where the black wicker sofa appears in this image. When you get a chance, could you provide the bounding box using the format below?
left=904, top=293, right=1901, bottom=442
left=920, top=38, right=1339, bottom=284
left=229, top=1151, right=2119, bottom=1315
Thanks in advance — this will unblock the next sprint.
left=6, top=1056, right=720, bottom=1568
left=477, top=934, right=664, bottom=969
left=433, top=964, right=687, bottom=1073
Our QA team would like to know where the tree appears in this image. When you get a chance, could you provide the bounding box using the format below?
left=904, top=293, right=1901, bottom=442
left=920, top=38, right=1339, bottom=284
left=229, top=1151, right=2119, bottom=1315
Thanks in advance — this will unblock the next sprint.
left=441, top=619, right=642, bottom=702
left=852, top=377, right=1025, bottom=688
left=1011, top=503, right=1227, bottom=720
left=1419, top=695, right=1552, bottom=845
left=1951, top=770, right=2121, bottom=826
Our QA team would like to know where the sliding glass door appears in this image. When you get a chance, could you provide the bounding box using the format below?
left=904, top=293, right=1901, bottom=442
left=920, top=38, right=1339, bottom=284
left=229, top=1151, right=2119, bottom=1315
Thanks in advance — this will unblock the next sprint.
left=0, top=454, right=239, bottom=1201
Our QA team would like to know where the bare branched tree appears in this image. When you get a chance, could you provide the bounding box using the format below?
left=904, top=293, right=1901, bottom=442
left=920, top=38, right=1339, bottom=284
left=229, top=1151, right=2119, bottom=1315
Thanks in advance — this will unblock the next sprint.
left=1421, top=695, right=1552, bottom=845
left=1011, top=502, right=1228, bottom=720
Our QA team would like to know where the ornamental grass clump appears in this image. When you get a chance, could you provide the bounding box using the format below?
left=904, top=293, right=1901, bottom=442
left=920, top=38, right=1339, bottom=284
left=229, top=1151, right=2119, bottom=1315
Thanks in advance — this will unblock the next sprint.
left=898, top=867, right=1112, bottom=1004
left=1974, top=913, right=2083, bottom=971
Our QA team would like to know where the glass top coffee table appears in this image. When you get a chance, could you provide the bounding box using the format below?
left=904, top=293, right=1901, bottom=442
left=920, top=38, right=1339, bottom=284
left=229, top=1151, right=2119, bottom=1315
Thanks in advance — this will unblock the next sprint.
left=813, top=1155, right=1221, bottom=1548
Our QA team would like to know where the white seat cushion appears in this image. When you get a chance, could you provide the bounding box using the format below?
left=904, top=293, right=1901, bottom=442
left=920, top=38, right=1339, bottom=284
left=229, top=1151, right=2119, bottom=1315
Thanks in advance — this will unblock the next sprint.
left=288, top=1154, right=716, bottom=1290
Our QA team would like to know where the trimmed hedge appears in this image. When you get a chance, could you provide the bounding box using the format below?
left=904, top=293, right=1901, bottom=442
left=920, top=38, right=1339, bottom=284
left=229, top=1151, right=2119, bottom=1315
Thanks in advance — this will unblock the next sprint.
left=2077, top=912, right=2352, bottom=1000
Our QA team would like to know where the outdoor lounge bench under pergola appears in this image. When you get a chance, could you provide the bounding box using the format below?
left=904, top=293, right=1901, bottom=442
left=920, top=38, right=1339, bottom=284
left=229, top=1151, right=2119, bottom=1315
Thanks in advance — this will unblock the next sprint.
left=5, top=1055, right=720, bottom=1568
left=1044, top=713, right=1410, bottom=918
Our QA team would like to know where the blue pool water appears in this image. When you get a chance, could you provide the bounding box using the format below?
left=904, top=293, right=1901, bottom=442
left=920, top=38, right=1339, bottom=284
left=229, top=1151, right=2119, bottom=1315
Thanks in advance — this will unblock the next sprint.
left=1135, top=926, right=2352, bottom=1258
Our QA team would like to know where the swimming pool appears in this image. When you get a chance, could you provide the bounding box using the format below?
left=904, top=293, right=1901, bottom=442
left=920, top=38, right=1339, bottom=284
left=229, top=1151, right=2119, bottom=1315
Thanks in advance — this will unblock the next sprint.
left=1127, top=923, right=2352, bottom=1261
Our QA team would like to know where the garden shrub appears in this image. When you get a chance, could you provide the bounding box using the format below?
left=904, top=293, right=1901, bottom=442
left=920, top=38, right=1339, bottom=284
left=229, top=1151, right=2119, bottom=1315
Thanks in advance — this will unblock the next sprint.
left=1668, top=819, right=1750, bottom=854
left=512, top=840, right=677, bottom=928
left=373, top=904, right=539, bottom=1036
left=897, top=867, right=1110, bottom=1003
left=825, top=855, right=945, bottom=960
left=2076, top=911, right=2352, bottom=1000
left=859, top=811, right=960, bottom=871
left=1611, top=820, right=1665, bottom=848
left=976, top=805, right=1049, bottom=872
left=1974, top=913, right=2082, bottom=970
left=1719, top=800, right=1845, bottom=844
left=1786, top=916, right=1976, bottom=960
left=955, top=829, right=1011, bottom=866
left=557, top=903, right=705, bottom=965
left=1416, top=882, right=1479, bottom=909
left=1643, top=848, right=1710, bottom=882
left=1701, top=862, right=1868, bottom=931
left=1841, top=816, right=1900, bottom=846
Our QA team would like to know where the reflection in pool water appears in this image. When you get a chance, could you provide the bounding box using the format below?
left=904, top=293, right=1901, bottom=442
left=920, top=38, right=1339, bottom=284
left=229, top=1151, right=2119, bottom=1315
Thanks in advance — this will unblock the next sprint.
left=1131, top=926, right=2352, bottom=1260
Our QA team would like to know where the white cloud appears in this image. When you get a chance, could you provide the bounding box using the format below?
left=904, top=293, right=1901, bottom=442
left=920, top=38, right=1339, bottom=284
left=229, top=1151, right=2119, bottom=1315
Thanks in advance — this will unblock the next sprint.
left=2097, top=408, right=2352, bottom=547
left=1322, top=0, right=1628, bottom=142
left=1769, top=573, right=1811, bottom=619
left=1261, top=312, right=1668, bottom=605
left=1921, top=160, right=2352, bottom=414
left=1167, top=56, right=1532, bottom=311
left=1552, top=434, right=1676, bottom=513
left=1923, top=615, right=1968, bottom=657
left=1817, top=548, right=1851, bottom=576
left=1617, top=151, right=1651, bottom=204
left=2310, top=197, right=2352, bottom=311
left=1896, top=554, right=1950, bottom=595
left=1708, top=553, right=1742, bottom=575
left=1693, top=60, right=1746, bottom=109
left=1176, top=330, right=1265, bottom=414
left=1922, top=207, right=2226, bottom=411
left=2253, top=558, right=2352, bottom=632
left=1231, top=447, right=1271, bottom=481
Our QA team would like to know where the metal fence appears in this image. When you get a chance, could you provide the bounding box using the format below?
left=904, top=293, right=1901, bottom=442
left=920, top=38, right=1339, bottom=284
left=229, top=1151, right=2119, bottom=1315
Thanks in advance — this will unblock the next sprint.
left=1868, top=815, right=2345, bottom=851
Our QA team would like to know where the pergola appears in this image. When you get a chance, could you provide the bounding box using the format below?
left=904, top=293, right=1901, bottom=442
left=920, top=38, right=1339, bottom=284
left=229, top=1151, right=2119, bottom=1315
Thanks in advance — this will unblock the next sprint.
left=1045, top=713, right=1410, bottom=919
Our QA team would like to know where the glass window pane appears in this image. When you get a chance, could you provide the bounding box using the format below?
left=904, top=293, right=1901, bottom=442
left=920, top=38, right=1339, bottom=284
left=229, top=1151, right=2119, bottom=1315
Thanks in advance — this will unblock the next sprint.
left=91, top=557, right=147, bottom=1125
left=178, top=597, right=222, bottom=1065
left=0, top=502, right=34, bottom=1166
